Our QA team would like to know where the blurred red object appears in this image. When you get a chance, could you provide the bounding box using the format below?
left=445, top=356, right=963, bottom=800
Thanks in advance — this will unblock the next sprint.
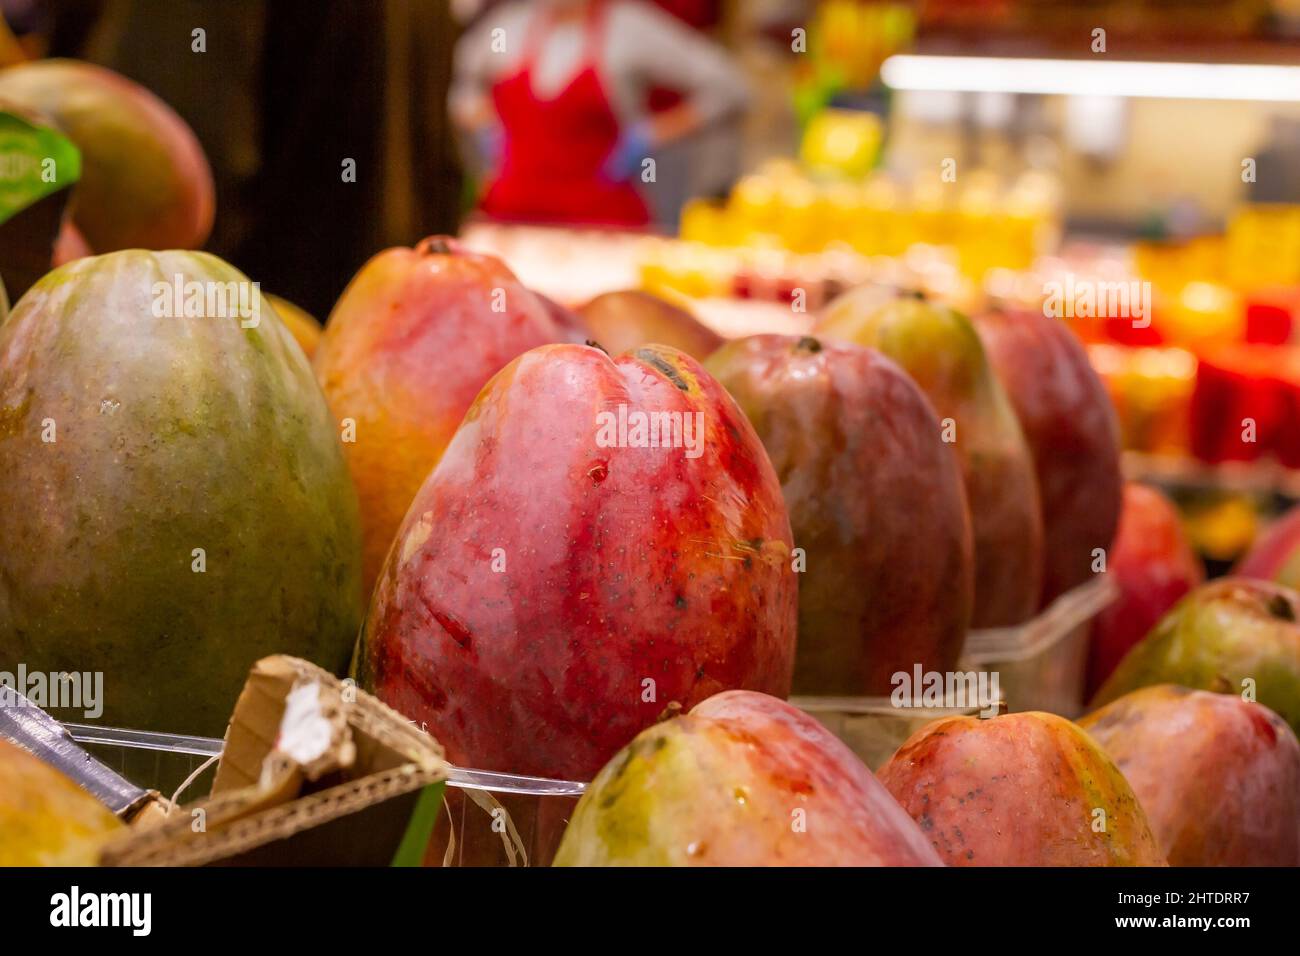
left=1245, top=301, right=1293, bottom=345
left=1087, top=483, right=1203, bottom=699
left=651, top=0, right=720, bottom=29
left=1101, top=313, right=1164, bottom=348
left=1190, top=343, right=1300, bottom=465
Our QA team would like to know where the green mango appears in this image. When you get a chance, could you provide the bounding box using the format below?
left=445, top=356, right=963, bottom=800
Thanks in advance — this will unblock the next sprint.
left=1092, top=578, right=1300, bottom=734
left=0, top=250, right=362, bottom=734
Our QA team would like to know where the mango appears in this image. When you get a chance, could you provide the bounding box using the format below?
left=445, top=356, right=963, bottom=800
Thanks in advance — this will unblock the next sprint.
left=554, top=690, right=943, bottom=866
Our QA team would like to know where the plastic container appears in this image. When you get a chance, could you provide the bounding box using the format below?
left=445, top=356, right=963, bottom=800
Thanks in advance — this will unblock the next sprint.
left=792, top=696, right=996, bottom=770
left=962, top=577, right=1118, bottom=717
left=62, top=722, right=585, bottom=868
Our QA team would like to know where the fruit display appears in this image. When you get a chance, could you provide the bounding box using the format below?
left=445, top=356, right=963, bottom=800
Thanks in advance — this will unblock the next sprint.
left=554, top=690, right=942, bottom=866
left=0, top=15, right=1296, bottom=893
left=817, top=294, right=1043, bottom=627
left=1080, top=686, right=1300, bottom=866
left=706, top=334, right=972, bottom=694
left=878, top=711, right=1166, bottom=866
left=0, top=250, right=363, bottom=735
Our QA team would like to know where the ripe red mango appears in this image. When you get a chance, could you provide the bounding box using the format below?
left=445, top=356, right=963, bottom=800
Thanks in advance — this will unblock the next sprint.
left=1087, top=483, right=1203, bottom=698
left=1080, top=685, right=1300, bottom=866
left=707, top=334, right=972, bottom=694
left=360, top=343, right=797, bottom=780
left=1236, top=502, right=1300, bottom=591
left=973, top=306, right=1123, bottom=606
left=878, top=711, right=1166, bottom=866
left=554, top=690, right=944, bottom=866
left=817, top=295, right=1042, bottom=627
left=314, top=238, right=564, bottom=592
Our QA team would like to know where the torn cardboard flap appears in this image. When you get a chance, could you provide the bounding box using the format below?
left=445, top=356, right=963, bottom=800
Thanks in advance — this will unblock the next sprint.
left=100, top=655, right=449, bottom=867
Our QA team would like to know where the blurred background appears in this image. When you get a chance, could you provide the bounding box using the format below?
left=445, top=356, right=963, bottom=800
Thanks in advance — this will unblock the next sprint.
left=8, top=0, right=1300, bottom=568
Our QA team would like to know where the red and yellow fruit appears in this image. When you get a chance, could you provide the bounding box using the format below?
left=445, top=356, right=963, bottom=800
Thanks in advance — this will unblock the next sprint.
left=1091, top=578, right=1300, bottom=733
left=314, top=237, right=564, bottom=593
left=554, top=690, right=943, bottom=866
left=878, top=711, right=1165, bottom=866
left=1236, top=502, right=1300, bottom=592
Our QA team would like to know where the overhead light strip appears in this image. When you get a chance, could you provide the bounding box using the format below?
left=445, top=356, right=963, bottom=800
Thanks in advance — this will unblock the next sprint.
left=881, top=54, right=1300, bottom=101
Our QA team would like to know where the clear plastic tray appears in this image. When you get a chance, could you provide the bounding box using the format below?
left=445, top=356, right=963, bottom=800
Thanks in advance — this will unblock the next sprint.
left=62, top=723, right=584, bottom=867
left=962, top=577, right=1118, bottom=717
left=791, top=696, right=996, bottom=770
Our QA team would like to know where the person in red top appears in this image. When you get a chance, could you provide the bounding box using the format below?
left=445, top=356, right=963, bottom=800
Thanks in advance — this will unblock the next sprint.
left=452, top=0, right=748, bottom=228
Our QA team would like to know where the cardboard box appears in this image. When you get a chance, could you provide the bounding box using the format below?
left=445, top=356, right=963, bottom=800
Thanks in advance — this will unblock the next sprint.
left=100, top=656, right=449, bottom=866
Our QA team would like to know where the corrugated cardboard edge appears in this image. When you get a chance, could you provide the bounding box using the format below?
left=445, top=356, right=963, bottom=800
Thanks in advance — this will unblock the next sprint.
left=101, top=763, right=444, bottom=866
left=100, top=655, right=450, bottom=867
left=212, top=655, right=446, bottom=792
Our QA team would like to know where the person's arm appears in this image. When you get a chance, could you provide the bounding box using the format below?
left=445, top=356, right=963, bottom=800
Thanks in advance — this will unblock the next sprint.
left=620, top=2, right=750, bottom=145
left=449, top=3, right=533, bottom=133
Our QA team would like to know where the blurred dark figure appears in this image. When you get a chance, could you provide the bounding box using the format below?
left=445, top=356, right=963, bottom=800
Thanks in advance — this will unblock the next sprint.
left=44, top=0, right=462, bottom=319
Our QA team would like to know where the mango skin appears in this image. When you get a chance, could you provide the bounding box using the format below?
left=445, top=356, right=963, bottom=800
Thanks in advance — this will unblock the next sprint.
left=577, top=290, right=725, bottom=362
left=973, top=306, right=1122, bottom=607
left=361, top=344, right=797, bottom=781
left=1091, top=578, right=1300, bottom=735
left=0, top=251, right=363, bottom=735
left=707, top=334, right=973, bottom=694
left=0, top=59, right=214, bottom=252
left=1081, top=685, right=1300, bottom=866
left=1087, top=483, right=1203, bottom=698
left=817, top=296, right=1042, bottom=627
left=554, top=690, right=944, bottom=866
left=0, top=739, right=122, bottom=866
left=266, top=293, right=322, bottom=360
left=314, top=238, right=563, bottom=594
left=878, top=711, right=1166, bottom=866
left=1236, top=502, right=1300, bottom=592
